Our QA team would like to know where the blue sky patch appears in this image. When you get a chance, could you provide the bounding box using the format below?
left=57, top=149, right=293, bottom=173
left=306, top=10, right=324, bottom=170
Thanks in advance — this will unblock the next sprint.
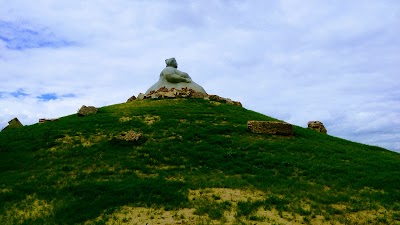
left=0, top=89, right=29, bottom=98
left=0, top=20, right=74, bottom=50
left=37, top=93, right=58, bottom=101
left=37, top=93, right=76, bottom=101
left=62, top=93, right=76, bottom=98
left=10, top=89, right=29, bottom=98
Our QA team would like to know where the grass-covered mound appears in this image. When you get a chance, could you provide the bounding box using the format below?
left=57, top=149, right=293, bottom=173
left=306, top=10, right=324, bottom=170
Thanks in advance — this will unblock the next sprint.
left=1, top=98, right=399, bottom=224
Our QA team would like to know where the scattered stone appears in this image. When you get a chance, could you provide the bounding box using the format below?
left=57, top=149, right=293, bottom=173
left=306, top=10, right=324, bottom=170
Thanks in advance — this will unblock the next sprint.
left=114, top=130, right=143, bottom=143
left=247, top=121, right=293, bottom=136
left=78, top=105, right=98, bottom=116
left=126, top=95, right=137, bottom=103
left=232, top=101, right=242, bottom=107
left=149, top=92, right=162, bottom=99
left=1, top=117, right=23, bottom=131
left=307, top=121, right=327, bottom=134
left=209, top=95, right=226, bottom=103
left=190, top=91, right=208, bottom=99
left=128, top=88, right=241, bottom=107
left=39, top=118, right=59, bottom=124
left=208, top=94, right=242, bottom=107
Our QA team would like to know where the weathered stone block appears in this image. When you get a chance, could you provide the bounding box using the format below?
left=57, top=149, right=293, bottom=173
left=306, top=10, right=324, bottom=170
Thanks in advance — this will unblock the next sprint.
left=190, top=92, right=208, bottom=99
left=39, top=118, right=59, bottom=124
left=307, top=121, right=327, bottom=134
left=209, top=95, right=226, bottom=103
left=247, top=121, right=293, bottom=135
left=126, top=95, right=137, bottom=102
left=78, top=105, right=98, bottom=116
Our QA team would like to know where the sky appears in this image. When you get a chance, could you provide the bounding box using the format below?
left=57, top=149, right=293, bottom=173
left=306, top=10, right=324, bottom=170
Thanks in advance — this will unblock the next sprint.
left=1, top=0, right=399, bottom=152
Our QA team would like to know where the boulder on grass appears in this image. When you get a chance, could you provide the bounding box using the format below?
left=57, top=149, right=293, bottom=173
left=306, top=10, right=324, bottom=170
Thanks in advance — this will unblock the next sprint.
left=209, top=95, right=226, bottom=103
left=78, top=105, right=98, bottom=116
left=307, top=121, right=327, bottom=134
left=137, top=93, right=146, bottom=100
left=126, top=95, right=137, bottom=103
left=247, top=121, right=293, bottom=136
left=39, top=118, right=59, bottom=124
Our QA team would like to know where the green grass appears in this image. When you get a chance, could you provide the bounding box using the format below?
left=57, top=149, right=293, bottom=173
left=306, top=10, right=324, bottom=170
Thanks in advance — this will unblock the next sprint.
left=1, top=98, right=399, bottom=224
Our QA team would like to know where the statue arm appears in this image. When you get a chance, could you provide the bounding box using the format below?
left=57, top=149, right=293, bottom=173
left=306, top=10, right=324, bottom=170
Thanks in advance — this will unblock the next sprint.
left=163, top=68, right=192, bottom=83
left=165, top=74, right=191, bottom=83
left=177, top=71, right=190, bottom=79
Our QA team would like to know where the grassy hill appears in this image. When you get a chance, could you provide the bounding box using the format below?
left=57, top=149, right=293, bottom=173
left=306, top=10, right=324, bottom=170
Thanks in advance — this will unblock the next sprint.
left=1, top=98, right=399, bottom=224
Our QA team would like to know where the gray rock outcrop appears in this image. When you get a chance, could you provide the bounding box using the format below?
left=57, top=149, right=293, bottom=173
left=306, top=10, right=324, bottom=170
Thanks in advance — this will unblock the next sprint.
left=78, top=105, right=98, bottom=116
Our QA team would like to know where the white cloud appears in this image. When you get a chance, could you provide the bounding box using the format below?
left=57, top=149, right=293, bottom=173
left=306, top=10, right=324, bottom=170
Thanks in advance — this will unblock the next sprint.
left=0, top=0, right=399, bottom=152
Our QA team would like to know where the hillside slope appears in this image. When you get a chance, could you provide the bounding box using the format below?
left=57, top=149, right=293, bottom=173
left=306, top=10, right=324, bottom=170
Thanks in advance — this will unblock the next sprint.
left=1, top=98, right=399, bottom=224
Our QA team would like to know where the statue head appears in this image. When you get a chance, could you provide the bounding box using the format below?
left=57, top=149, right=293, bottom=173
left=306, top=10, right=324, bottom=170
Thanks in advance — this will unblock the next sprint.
left=165, top=57, right=178, bottom=68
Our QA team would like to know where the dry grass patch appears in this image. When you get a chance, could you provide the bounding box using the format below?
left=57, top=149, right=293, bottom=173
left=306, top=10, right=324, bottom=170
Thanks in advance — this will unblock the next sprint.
left=49, top=132, right=108, bottom=151
left=0, top=194, right=53, bottom=224
left=209, top=101, right=222, bottom=106
left=0, top=188, right=12, bottom=193
left=189, top=188, right=265, bottom=203
left=133, top=115, right=160, bottom=125
left=119, top=116, right=132, bottom=122
left=134, top=170, right=159, bottom=179
left=85, top=207, right=200, bottom=225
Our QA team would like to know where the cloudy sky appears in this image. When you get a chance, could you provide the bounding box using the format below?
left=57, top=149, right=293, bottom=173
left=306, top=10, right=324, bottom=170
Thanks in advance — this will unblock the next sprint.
left=1, top=0, right=399, bottom=152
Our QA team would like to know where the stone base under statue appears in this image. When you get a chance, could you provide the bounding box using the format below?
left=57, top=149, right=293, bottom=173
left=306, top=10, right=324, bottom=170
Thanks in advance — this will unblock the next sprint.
left=127, top=87, right=242, bottom=107
left=144, top=87, right=208, bottom=99
left=145, top=81, right=207, bottom=95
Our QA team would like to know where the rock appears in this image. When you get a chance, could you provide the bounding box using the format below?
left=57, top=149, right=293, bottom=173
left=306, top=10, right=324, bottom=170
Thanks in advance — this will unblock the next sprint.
left=225, top=98, right=234, bottom=105
left=137, top=93, right=146, bottom=100
left=190, top=92, right=208, bottom=99
left=161, top=91, right=177, bottom=98
left=247, top=121, right=293, bottom=136
left=149, top=92, right=162, bottom=99
left=209, top=95, right=225, bottom=102
left=78, top=105, right=98, bottom=116
left=134, top=84, right=242, bottom=107
left=307, top=121, right=327, bottom=134
left=1, top=117, right=23, bottom=131
left=233, top=101, right=242, bottom=107
left=114, top=130, right=143, bottom=143
left=39, top=118, right=59, bottom=124
left=126, top=95, right=137, bottom=102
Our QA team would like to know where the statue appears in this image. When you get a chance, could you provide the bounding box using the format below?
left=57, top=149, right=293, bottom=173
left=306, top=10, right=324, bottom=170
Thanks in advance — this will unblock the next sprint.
left=145, top=58, right=207, bottom=95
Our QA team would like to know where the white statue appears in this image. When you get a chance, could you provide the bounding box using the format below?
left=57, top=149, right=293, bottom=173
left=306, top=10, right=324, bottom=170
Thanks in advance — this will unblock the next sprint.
left=145, top=58, right=207, bottom=94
